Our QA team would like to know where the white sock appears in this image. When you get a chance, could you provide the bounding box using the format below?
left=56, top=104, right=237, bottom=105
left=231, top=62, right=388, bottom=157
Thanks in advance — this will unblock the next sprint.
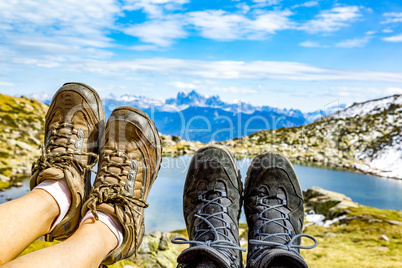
left=81, top=210, right=124, bottom=253
left=34, top=180, right=72, bottom=232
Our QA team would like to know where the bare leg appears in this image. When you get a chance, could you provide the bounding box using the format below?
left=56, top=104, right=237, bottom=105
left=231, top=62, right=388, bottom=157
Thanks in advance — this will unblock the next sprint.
left=3, top=218, right=117, bottom=268
left=0, top=189, right=59, bottom=264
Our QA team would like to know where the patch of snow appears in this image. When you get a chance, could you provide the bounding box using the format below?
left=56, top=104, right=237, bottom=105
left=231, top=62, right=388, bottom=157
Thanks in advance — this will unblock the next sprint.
left=357, top=135, right=402, bottom=179
left=305, top=213, right=347, bottom=227
left=305, top=214, right=325, bottom=226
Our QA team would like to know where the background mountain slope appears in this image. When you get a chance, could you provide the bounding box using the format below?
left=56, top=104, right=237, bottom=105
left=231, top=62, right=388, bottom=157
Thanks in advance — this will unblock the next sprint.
left=220, top=94, right=402, bottom=179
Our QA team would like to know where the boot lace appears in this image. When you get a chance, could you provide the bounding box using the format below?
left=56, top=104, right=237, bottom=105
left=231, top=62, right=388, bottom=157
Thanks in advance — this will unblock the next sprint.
left=31, top=123, right=98, bottom=176
left=84, top=151, right=148, bottom=253
left=172, top=189, right=246, bottom=262
left=249, top=195, right=317, bottom=258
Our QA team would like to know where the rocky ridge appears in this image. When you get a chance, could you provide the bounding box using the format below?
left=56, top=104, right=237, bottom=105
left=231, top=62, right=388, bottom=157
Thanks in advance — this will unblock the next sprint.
left=0, top=94, right=47, bottom=187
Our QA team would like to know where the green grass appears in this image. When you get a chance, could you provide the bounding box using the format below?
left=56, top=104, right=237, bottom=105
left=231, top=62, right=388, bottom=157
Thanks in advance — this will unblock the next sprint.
left=301, top=206, right=402, bottom=268
left=0, top=181, right=11, bottom=190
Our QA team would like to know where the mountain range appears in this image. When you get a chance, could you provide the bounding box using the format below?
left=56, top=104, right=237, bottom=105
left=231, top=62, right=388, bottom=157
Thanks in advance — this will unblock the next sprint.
left=217, top=93, right=402, bottom=179
left=101, top=90, right=345, bottom=142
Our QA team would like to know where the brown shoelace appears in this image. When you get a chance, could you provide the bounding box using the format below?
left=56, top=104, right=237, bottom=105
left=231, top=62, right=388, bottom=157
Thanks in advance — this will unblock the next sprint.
left=32, top=123, right=98, bottom=177
left=84, top=151, right=148, bottom=254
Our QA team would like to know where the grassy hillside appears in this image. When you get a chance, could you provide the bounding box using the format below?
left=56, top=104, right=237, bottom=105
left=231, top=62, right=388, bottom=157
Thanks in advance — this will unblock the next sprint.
left=0, top=94, right=48, bottom=186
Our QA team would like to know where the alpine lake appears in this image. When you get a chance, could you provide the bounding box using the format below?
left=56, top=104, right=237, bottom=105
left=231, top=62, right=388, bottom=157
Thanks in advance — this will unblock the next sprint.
left=1, top=156, right=401, bottom=232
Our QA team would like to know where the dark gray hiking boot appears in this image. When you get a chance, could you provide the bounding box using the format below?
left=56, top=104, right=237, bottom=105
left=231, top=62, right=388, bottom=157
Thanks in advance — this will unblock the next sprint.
left=244, top=152, right=317, bottom=268
left=172, top=145, right=245, bottom=268
left=30, top=82, right=105, bottom=241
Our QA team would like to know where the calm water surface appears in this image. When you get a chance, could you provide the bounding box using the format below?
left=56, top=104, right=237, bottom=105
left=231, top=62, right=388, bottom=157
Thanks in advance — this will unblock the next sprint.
left=1, top=156, right=401, bottom=232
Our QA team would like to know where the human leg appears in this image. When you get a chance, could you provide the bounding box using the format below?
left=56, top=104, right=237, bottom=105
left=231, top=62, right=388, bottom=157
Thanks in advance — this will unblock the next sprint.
left=2, top=217, right=117, bottom=268
left=0, top=189, right=59, bottom=264
left=0, top=82, right=104, bottom=264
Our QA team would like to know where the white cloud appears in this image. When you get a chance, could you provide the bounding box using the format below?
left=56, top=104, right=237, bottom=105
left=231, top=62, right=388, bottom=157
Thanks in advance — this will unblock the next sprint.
left=123, top=0, right=189, bottom=17
left=292, top=1, right=319, bottom=9
left=301, top=6, right=362, bottom=33
left=0, top=82, right=13, bottom=86
left=383, top=34, right=402, bottom=42
left=62, top=58, right=402, bottom=83
left=130, top=44, right=161, bottom=51
left=211, top=86, right=257, bottom=94
left=336, top=36, right=372, bottom=48
left=124, top=19, right=187, bottom=46
left=251, top=0, right=282, bottom=5
left=168, top=81, right=198, bottom=89
left=28, top=92, right=52, bottom=102
left=382, top=29, right=393, bottom=33
left=299, top=40, right=324, bottom=47
left=365, top=31, right=376, bottom=35
left=302, top=1, right=319, bottom=8
left=385, top=87, right=402, bottom=95
left=324, top=86, right=385, bottom=99
left=382, top=12, right=402, bottom=24
left=0, top=0, right=119, bottom=36
left=236, top=3, right=251, bottom=14
left=0, top=0, right=118, bottom=63
left=187, top=10, right=293, bottom=41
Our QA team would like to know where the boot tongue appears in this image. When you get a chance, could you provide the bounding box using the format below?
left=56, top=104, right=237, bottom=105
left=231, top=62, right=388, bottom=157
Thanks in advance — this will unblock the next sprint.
left=101, top=152, right=128, bottom=184
left=38, top=167, right=65, bottom=181
left=109, top=155, right=124, bottom=175
left=256, top=187, right=291, bottom=245
left=48, top=125, right=76, bottom=154
left=198, top=181, right=227, bottom=241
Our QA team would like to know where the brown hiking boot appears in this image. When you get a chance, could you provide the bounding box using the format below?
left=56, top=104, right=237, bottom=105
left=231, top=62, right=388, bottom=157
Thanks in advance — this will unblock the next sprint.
left=30, top=82, right=105, bottom=241
left=82, top=106, right=162, bottom=265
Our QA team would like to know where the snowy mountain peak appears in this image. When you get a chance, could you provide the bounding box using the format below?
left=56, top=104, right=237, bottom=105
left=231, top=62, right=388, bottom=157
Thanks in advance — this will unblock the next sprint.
left=166, top=90, right=224, bottom=107
left=333, top=94, right=402, bottom=119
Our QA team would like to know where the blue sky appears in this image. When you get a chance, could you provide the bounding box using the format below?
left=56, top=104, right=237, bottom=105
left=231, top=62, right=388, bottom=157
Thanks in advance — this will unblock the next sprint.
left=0, top=0, right=402, bottom=112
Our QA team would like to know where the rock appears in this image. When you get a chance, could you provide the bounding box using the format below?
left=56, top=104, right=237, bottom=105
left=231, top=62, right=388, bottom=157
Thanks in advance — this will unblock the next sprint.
left=6, top=197, right=12, bottom=201
left=379, top=235, right=390, bottom=241
left=131, top=232, right=187, bottom=268
left=303, top=187, right=359, bottom=219
left=0, top=175, right=11, bottom=182
left=373, top=247, right=389, bottom=252
left=13, top=182, right=23, bottom=187
left=158, top=233, right=169, bottom=250
left=171, top=136, right=181, bottom=143
left=324, top=232, right=336, bottom=237
left=387, top=220, right=402, bottom=226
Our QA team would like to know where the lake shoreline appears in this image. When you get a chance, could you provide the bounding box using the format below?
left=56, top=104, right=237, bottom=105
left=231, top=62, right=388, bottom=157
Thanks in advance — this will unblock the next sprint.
left=162, top=146, right=402, bottom=181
